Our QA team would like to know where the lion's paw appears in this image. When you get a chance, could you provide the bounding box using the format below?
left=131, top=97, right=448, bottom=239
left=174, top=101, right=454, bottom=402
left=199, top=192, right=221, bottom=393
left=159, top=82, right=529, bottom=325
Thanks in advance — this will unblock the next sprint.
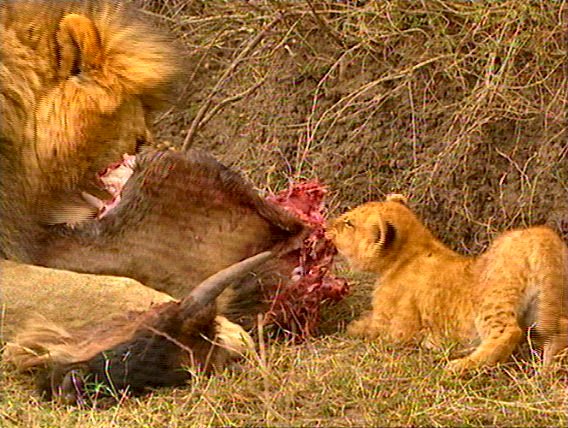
left=346, top=321, right=361, bottom=336
left=446, top=357, right=478, bottom=375
left=347, top=319, right=378, bottom=339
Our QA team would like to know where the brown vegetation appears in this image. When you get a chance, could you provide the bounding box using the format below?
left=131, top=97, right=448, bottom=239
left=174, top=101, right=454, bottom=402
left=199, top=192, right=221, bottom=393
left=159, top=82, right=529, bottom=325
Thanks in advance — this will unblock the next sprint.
left=138, top=0, right=567, bottom=254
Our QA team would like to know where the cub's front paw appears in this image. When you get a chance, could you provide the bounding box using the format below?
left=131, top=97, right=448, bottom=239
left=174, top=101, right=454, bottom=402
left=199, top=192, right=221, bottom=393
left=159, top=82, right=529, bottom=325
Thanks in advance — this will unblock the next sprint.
left=446, top=357, right=479, bottom=376
left=346, top=318, right=377, bottom=339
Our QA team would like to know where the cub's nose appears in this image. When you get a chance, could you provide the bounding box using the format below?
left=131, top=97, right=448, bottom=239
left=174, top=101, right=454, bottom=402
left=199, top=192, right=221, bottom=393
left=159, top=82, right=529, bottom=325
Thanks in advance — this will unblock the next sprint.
left=324, top=227, right=336, bottom=241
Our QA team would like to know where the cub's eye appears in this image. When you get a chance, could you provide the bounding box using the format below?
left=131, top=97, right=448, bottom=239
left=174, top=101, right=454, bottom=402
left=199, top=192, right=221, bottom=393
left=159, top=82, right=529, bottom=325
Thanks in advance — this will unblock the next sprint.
left=344, top=219, right=354, bottom=228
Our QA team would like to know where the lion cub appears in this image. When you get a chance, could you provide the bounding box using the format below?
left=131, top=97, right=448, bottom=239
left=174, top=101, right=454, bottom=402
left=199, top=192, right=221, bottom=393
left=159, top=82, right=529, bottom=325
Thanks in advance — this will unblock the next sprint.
left=327, top=195, right=568, bottom=373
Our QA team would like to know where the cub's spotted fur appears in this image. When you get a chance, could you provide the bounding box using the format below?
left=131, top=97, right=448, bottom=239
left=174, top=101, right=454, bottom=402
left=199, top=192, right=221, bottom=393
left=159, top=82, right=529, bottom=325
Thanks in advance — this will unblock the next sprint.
left=327, top=195, right=568, bottom=373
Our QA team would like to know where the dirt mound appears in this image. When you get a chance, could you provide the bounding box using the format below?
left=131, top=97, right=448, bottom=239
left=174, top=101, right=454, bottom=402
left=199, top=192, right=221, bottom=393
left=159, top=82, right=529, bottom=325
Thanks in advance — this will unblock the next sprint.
left=137, top=0, right=567, bottom=253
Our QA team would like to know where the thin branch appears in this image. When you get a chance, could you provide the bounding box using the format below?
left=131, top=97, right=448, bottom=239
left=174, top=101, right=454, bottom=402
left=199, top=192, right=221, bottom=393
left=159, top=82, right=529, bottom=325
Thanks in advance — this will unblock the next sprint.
left=305, top=0, right=344, bottom=47
left=200, top=75, right=269, bottom=128
left=182, top=14, right=283, bottom=151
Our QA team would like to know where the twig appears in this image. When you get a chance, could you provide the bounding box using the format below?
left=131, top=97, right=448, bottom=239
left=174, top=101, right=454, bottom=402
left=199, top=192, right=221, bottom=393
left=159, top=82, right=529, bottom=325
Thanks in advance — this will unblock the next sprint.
left=182, top=14, right=283, bottom=151
left=200, top=75, right=269, bottom=128
left=0, top=410, right=20, bottom=426
left=305, top=0, right=344, bottom=47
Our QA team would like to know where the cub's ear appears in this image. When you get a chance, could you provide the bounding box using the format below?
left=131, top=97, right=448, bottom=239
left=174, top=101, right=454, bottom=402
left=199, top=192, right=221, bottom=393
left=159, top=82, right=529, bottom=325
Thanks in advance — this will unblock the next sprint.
left=56, top=14, right=103, bottom=78
left=385, top=194, right=408, bottom=205
left=383, top=221, right=396, bottom=250
left=376, top=221, right=396, bottom=251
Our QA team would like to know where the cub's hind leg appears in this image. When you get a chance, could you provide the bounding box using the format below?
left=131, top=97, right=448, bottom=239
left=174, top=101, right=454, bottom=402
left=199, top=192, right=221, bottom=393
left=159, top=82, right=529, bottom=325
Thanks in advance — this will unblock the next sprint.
left=447, top=267, right=525, bottom=374
left=447, top=310, right=523, bottom=373
left=448, top=232, right=568, bottom=374
left=447, top=319, right=523, bottom=373
left=542, top=317, right=568, bottom=367
left=524, top=229, right=568, bottom=367
left=534, top=246, right=568, bottom=367
left=538, top=284, right=568, bottom=367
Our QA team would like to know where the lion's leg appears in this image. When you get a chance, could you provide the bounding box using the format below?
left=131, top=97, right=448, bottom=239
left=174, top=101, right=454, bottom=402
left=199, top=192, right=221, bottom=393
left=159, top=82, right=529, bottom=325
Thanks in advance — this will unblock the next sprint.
left=386, top=305, right=423, bottom=345
left=535, top=253, right=568, bottom=367
left=447, top=287, right=524, bottom=373
left=347, top=305, right=422, bottom=344
left=347, top=311, right=379, bottom=338
left=448, top=325, right=523, bottom=373
left=542, top=317, right=568, bottom=366
left=348, top=283, right=421, bottom=341
left=348, top=282, right=396, bottom=339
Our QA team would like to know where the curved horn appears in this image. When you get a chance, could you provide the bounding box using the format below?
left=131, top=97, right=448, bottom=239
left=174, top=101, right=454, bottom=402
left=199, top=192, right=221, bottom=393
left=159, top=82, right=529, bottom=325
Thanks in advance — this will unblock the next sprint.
left=180, top=251, right=273, bottom=317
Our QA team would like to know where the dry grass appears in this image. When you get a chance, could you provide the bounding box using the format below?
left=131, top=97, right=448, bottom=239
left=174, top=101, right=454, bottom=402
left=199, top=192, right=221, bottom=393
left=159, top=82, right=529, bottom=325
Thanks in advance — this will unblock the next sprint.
left=139, top=0, right=567, bottom=253
left=2, top=273, right=567, bottom=427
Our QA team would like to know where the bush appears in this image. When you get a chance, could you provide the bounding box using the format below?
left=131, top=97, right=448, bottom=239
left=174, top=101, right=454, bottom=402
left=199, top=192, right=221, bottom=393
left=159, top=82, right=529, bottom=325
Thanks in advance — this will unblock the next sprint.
left=139, top=0, right=567, bottom=253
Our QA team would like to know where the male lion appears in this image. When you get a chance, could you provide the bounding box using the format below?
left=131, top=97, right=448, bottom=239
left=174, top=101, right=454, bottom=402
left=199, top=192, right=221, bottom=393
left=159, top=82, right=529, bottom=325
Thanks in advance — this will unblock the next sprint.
left=0, top=0, right=179, bottom=261
left=326, top=195, right=568, bottom=373
left=0, top=1, right=307, bottom=399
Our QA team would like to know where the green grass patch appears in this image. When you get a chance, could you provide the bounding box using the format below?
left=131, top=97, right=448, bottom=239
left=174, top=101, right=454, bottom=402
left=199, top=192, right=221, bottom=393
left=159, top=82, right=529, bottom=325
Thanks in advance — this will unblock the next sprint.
left=2, top=274, right=566, bottom=427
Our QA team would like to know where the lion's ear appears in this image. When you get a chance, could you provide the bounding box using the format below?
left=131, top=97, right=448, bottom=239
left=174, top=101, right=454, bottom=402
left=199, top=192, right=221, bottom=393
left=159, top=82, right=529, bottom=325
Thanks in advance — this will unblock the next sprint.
left=380, top=222, right=396, bottom=250
left=56, top=14, right=103, bottom=79
left=374, top=219, right=396, bottom=252
left=385, top=194, right=408, bottom=205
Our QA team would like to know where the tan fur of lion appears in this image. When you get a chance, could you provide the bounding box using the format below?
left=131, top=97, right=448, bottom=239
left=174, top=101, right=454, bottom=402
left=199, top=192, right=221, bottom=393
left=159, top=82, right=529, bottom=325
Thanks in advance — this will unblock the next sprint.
left=1, top=260, right=253, bottom=371
left=0, top=260, right=174, bottom=339
left=327, top=195, right=568, bottom=373
left=0, top=0, right=179, bottom=261
left=0, top=1, right=255, bottom=375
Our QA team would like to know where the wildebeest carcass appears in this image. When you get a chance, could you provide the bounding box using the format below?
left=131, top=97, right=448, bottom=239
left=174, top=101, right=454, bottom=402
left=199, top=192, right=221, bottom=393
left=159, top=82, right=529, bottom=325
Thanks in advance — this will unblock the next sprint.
left=6, top=252, right=271, bottom=404
left=2, top=148, right=346, bottom=402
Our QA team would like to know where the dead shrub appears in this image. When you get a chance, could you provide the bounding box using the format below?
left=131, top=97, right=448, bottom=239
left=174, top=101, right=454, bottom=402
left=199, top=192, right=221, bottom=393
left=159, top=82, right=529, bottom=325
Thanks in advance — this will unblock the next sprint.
left=136, top=0, right=567, bottom=253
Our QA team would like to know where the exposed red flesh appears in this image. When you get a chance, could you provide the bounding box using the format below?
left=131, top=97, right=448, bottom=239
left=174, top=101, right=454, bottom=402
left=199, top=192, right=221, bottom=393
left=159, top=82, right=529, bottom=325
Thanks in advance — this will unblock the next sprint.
left=95, top=154, right=136, bottom=218
left=265, top=180, right=349, bottom=338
